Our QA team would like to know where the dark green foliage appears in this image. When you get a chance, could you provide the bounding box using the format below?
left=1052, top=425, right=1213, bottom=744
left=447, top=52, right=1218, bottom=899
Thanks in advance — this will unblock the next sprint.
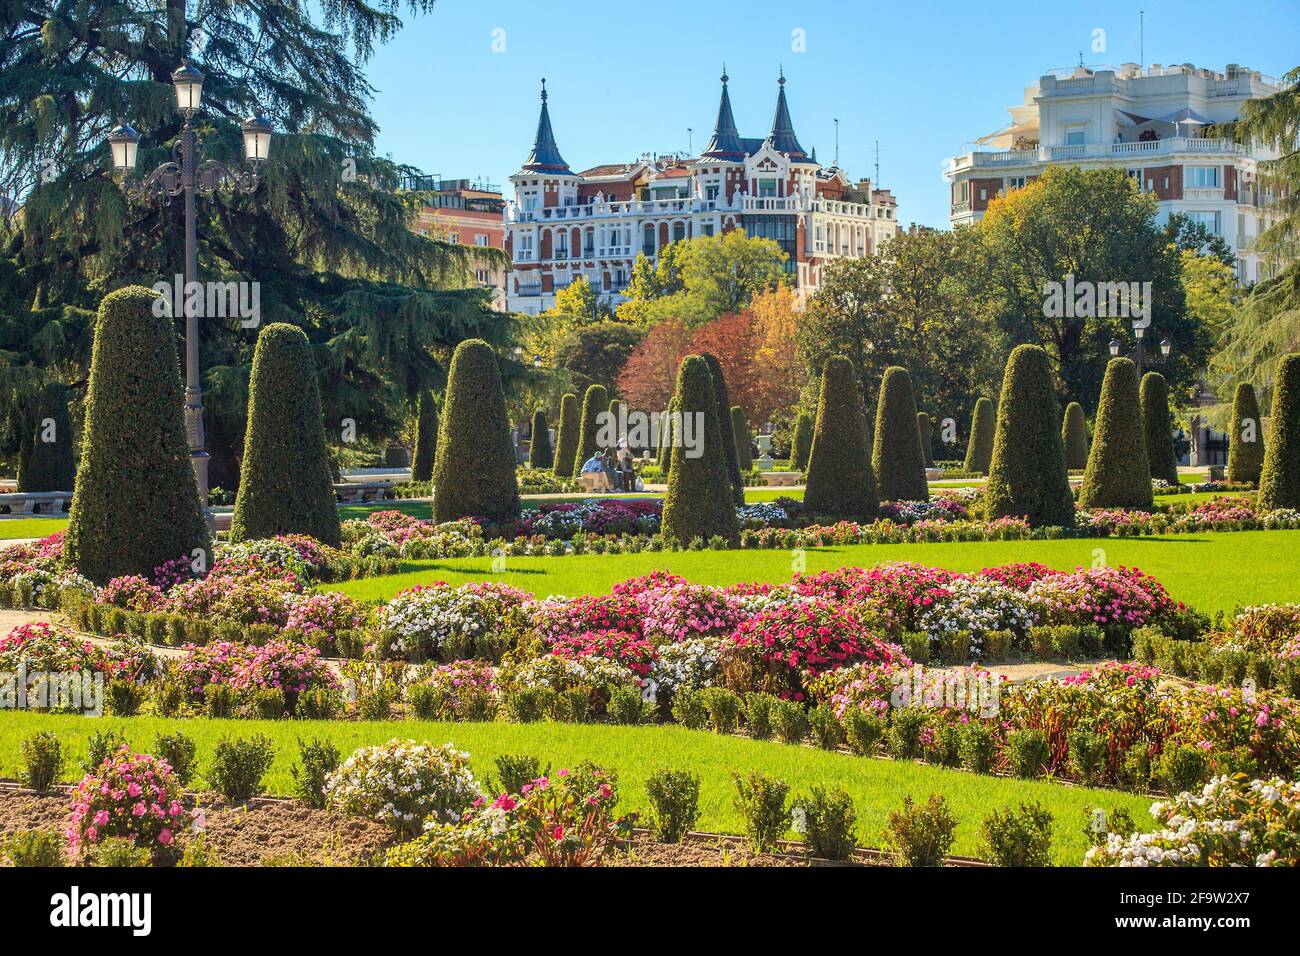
left=65, top=286, right=211, bottom=582
left=791, top=411, right=813, bottom=471
left=553, top=393, right=579, bottom=477
left=573, top=384, right=609, bottom=474
left=644, top=769, right=701, bottom=843
left=206, top=735, right=276, bottom=803
left=431, top=339, right=521, bottom=524
left=915, top=411, right=935, bottom=468
left=804, top=356, right=878, bottom=518
left=963, top=396, right=995, bottom=474
left=985, top=345, right=1075, bottom=527
left=1061, top=401, right=1090, bottom=470
left=528, top=409, right=552, bottom=469
left=1078, top=358, right=1153, bottom=509
left=18, top=382, right=75, bottom=492
left=411, top=392, right=438, bottom=482
left=872, top=366, right=928, bottom=502
left=980, top=802, right=1054, bottom=866
left=701, top=353, right=744, bottom=506
left=655, top=406, right=672, bottom=471
left=1140, top=372, right=1179, bottom=484
left=1259, top=353, right=1300, bottom=510
left=230, top=323, right=341, bottom=546
left=731, top=405, right=753, bottom=470
left=1227, top=382, right=1265, bottom=485
left=661, top=356, right=739, bottom=545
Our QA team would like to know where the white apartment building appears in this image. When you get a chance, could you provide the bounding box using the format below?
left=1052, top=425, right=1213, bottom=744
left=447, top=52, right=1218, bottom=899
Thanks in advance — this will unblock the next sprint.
left=946, top=62, right=1282, bottom=284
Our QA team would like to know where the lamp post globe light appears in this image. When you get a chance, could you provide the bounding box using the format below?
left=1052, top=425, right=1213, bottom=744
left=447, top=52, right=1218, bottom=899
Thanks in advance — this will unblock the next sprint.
left=107, top=61, right=272, bottom=523
left=1109, top=319, right=1172, bottom=378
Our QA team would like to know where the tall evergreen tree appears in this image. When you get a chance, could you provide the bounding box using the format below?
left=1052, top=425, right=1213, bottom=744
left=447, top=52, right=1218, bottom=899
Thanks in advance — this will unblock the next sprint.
left=1140, top=372, right=1180, bottom=485
left=731, top=406, right=753, bottom=471
left=804, top=356, right=877, bottom=518
left=1061, top=402, right=1090, bottom=470
left=553, top=393, right=580, bottom=478
left=963, top=397, right=995, bottom=474
left=661, top=356, right=738, bottom=545
left=656, top=407, right=673, bottom=471
left=573, top=384, right=609, bottom=473
left=528, top=409, right=553, bottom=469
left=1258, top=353, right=1300, bottom=510
left=1226, top=383, right=1265, bottom=485
left=872, top=366, right=928, bottom=501
left=916, top=411, right=935, bottom=468
left=1078, top=358, right=1153, bottom=509
left=700, top=353, right=745, bottom=506
left=17, top=382, right=76, bottom=492
left=791, top=411, right=813, bottom=471
left=411, top=391, right=438, bottom=483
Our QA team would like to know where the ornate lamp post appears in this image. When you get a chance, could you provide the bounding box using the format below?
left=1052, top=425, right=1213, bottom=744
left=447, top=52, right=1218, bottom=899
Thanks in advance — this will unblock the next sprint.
left=107, top=61, right=272, bottom=522
left=1109, top=321, right=1171, bottom=378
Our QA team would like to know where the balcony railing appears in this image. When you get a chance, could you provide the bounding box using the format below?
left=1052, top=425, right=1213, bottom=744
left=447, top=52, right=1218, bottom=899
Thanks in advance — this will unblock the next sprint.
left=506, top=193, right=881, bottom=224
left=950, top=137, right=1244, bottom=172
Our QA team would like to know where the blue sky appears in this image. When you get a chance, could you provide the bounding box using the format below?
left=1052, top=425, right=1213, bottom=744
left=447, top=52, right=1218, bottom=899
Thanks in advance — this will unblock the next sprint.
left=364, top=0, right=1298, bottom=228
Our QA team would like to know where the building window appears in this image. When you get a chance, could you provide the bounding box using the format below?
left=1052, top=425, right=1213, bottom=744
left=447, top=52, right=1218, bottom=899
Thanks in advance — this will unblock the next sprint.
left=1006, top=176, right=1027, bottom=190
left=742, top=215, right=797, bottom=274
left=705, top=184, right=719, bottom=200
left=1186, top=165, right=1221, bottom=188
left=475, top=234, right=489, bottom=246
left=1186, top=210, right=1221, bottom=235
left=1064, top=126, right=1085, bottom=146
left=448, top=231, right=460, bottom=244
left=758, top=178, right=778, bottom=198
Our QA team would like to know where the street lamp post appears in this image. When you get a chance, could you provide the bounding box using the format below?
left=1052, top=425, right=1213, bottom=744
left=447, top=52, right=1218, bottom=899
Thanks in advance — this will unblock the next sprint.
left=1109, top=322, right=1172, bottom=378
left=107, top=61, right=272, bottom=524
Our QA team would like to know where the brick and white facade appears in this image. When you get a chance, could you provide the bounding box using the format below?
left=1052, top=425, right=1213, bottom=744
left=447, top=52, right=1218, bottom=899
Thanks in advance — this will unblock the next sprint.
left=409, top=177, right=509, bottom=310
left=946, top=62, right=1283, bottom=285
left=506, top=73, right=901, bottom=314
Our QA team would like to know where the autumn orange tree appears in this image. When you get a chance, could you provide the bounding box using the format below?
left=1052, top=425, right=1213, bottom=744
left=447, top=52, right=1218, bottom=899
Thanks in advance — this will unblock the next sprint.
left=615, top=319, right=694, bottom=413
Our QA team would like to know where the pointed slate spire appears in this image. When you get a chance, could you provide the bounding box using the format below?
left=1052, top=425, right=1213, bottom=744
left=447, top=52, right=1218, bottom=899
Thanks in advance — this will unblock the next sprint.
left=520, top=79, right=572, bottom=174
left=700, top=66, right=746, bottom=160
left=767, top=69, right=807, bottom=159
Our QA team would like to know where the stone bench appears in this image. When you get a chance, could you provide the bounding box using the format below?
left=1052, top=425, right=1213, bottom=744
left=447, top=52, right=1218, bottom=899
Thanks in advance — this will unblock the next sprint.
left=0, top=491, right=71, bottom=515
left=333, top=481, right=393, bottom=503
left=577, top=473, right=613, bottom=493
left=759, top=471, right=802, bottom=487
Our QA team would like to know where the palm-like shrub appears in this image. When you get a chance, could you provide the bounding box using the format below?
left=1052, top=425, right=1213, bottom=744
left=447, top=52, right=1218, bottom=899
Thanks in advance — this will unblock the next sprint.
left=791, top=411, right=813, bottom=471
left=431, top=339, right=520, bottom=524
left=1259, top=353, right=1300, bottom=510
left=230, top=323, right=341, bottom=545
left=65, top=286, right=210, bottom=581
left=732, top=406, right=753, bottom=470
left=411, top=392, right=438, bottom=483
left=1140, top=372, right=1179, bottom=485
left=1061, top=401, right=1089, bottom=471
left=804, top=356, right=877, bottom=518
left=661, top=356, right=738, bottom=544
left=1227, top=382, right=1265, bottom=485
left=701, top=353, right=744, bottom=506
left=916, top=411, right=935, bottom=468
left=984, top=345, right=1075, bottom=527
left=553, top=393, right=579, bottom=478
left=18, top=382, right=76, bottom=492
left=963, top=397, right=995, bottom=474
left=573, top=384, right=609, bottom=474
left=872, top=366, right=928, bottom=501
left=1078, top=358, right=1153, bottom=509
left=528, top=409, right=553, bottom=469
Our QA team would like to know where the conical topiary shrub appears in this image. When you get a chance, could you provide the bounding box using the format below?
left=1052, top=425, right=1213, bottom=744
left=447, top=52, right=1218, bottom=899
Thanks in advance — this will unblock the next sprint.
left=963, top=397, right=995, bottom=474
left=1227, top=382, right=1265, bottom=485
left=1258, top=353, right=1300, bottom=510
left=1141, top=372, right=1179, bottom=485
left=229, top=324, right=341, bottom=546
left=528, top=409, right=553, bottom=469
left=985, top=345, right=1075, bottom=527
left=791, top=411, right=813, bottom=471
left=916, top=411, right=935, bottom=468
left=573, top=384, right=608, bottom=474
left=1077, top=358, right=1153, bottom=509
left=553, top=393, right=579, bottom=478
left=432, top=339, right=521, bottom=524
left=656, top=405, right=673, bottom=471
left=411, top=391, right=438, bottom=483
left=1061, top=402, right=1090, bottom=471
left=661, top=356, right=738, bottom=545
left=872, top=366, right=928, bottom=502
left=732, top=406, right=753, bottom=471
left=65, top=286, right=211, bottom=581
left=804, top=356, right=878, bottom=518
left=701, top=353, right=744, bottom=506
left=18, top=382, right=76, bottom=492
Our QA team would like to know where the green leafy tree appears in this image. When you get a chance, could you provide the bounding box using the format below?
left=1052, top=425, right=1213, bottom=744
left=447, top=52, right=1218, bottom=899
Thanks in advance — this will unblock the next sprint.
left=732, top=406, right=753, bottom=471
left=573, top=384, right=609, bottom=473
left=1259, top=353, right=1300, bottom=510
left=963, top=397, right=995, bottom=474
left=701, top=353, right=744, bottom=506
left=1078, top=358, right=1153, bottom=509
left=1226, top=383, right=1265, bottom=485
left=528, top=409, right=552, bottom=469
left=65, top=286, right=210, bottom=581
left=1061, top=402, right=1090, bottom=471
left=790, top=411, right=813, bottom=471
left=411, top=392, right=438, bottom=483
left=431, top=340, right=520, bottom=524
left=553, top=393, right=579, bottom=478
left=661, top=356, right=738, bottom=544
left=804, top=356, right=877, bottom=518
left=872, top=367, right=928, bottom=502
left=229, top=323, right=340, bottom=545
left=1140, top=372, right=1179, bottom=485
left=17, top=382, right=75, bottom=492
left=985, top=345, right=1075, bottom=527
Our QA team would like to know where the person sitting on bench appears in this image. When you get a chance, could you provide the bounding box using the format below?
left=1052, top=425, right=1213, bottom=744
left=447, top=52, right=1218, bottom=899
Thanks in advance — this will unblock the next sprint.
left=579, top=452, right=612, bottom=492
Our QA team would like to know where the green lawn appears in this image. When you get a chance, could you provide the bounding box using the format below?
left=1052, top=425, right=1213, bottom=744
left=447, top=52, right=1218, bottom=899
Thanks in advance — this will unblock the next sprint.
left=326, top=529, right=1295, bottom=615
left=0, top=517, right=68, bottom=539
left=0, top=711, right=1151, bottom=864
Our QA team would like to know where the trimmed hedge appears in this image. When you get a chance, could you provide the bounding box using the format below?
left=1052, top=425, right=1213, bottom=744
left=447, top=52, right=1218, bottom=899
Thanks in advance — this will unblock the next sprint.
left=1061, top=401, right=1089, bottom=471
left=431, top=339, right=521, bottom=524
left=573, top=384, right=609, bottom=474
left=18, top=381, right=76, bottom=492
left=410, top=391, right=438, bottom=483
left=65, top=286, right=211, bottom=582
left=1078, top=358, right=1153, bottom=509
left=916, top=411, right=935, bottom=468
left=963, top=397, right=995, bottom=474
left=732, top=405, right=753, bottom=471
left=701, top=353, right=744, bottom=507
left=804, top=356, right=878, bottom=518
left=1227, top=382, right=1265, bottom=485
left=1140, top=372, right=1179, bottom=485
left=230, top=323, right=341, bottom=546
left=661, top=355, right=738, bottom=545
left=791, top=411, right=813, bottom=472
left=1258, top=353, right=1300, bottom=510
left=872, top=366, right=928, bottom=502
left=528, top=409, right=553, bottom=469
left=553, top=393, right=579, bottom=478
left=985, top=345, right=1075, bottom=527
left=656, top=405, right=673, bottom=471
